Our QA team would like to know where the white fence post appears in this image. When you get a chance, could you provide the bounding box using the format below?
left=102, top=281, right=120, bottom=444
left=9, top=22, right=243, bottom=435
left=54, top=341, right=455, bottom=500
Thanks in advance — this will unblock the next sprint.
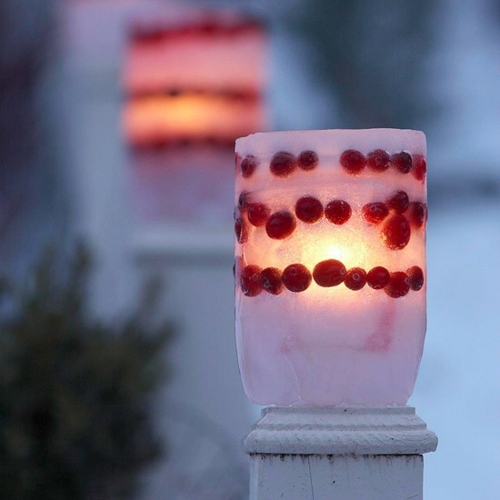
left=246, top=406, right=437, bottom=500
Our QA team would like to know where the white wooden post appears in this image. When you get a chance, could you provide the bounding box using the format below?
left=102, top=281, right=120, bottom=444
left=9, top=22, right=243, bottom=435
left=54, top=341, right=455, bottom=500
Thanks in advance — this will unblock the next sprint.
left=246, top=406, right=437, bottom=500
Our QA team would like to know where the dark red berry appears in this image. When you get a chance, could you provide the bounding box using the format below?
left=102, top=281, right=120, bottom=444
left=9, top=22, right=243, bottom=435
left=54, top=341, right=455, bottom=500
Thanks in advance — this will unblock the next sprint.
left=362, top=202, right=389, bottom=224
left=386, top=190, right=409, bottom=214
left=265, top=211, right=296, bottom=239
left=313, top=259, right=346, bottom=287
left=238, top=191, right=251, bottom=210
left=344, top=267, right=367, bottom=291
left=407, top=265, right=424, bottom=291
left=241, top=155, right=258, bottom=178
left=407, top=202, right=427, bottom=229
left=241, top=265, right=262, bottom=296
left=234, top=217, right=248, bottom=243
left=295, top=196, right=323, bottom=223
left=325, top=200, right=352, bottom=225
left=412, top=154, right=427, bottom=181
left=260, top=267, right=284, bottom=295
left=381, top=214, right=411, bottom=250
left=270, top=151, right=296, bottom=178
left=385, top=271, right=410, bottom=298
left=234, top=217, right=242, bottom=238
left=247, top=203, right=270, bottom=227
left=298, top=150, right=319, bottom=170
left=366, top=149, right=390, bottom=171
left=390, top=151, right=412, bottom=174
left=340, top=149, right=366, bottom=174
left=282, top=264, right=312, bottom=292
left=367, top=266, right=390, bottom=289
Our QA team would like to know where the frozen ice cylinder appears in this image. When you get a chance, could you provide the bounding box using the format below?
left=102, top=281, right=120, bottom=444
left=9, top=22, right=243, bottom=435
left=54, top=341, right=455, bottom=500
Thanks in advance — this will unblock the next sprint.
left=234, top=129, right=427, bottom=406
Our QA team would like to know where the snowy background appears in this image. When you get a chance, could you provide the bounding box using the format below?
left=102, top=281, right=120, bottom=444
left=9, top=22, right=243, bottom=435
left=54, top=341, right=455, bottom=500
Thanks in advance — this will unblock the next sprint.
left=1, top=0, right=499, bottom=498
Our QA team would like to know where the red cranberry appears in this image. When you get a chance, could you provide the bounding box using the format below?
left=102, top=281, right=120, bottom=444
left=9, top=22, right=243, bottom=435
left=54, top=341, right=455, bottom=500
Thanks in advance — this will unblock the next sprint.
left=344, top=267, right=367, bottom=290
left=412, top=154, right=427, bottom=181
left=282, top=264, right=312, bottom=292
left=340, top=149, right=366, bottom=174
left=313, top=259, right=346, bottom=287
left=260, top=267, right=284, bottom=295
left=386, top=190, right=410, bottom=214
left=366, top=149, right=390, bottom=171
left=238, top=191, right=251, bottom=211
left=390, top=151, right=412, bottom=174
left=234, top=217, right=248, bottom=244
left=362, top=202, right=389, bottom=224
left=367, top=266, right=390, bottom=289
left=407, top=202, right=427, bottom=229
left=270, top=151, right=296, bottom=178
left=241, top=155, right=258, bottom=178
left=295, top=196, right=323, bottom=223
left=381, top=214, right=411, bottom=250
left=407, top=265, right=424, bottom=291
left=241, top=265, right=262, bottom=296
left=298, top=150, right=319, bottom=170
left=265, top=211, right=296, bottom=239
left=385, top=271, right=411, bottom=298
left=325, top=200, right=352, bottom=225
left=247, top=203, right=270, bottom=227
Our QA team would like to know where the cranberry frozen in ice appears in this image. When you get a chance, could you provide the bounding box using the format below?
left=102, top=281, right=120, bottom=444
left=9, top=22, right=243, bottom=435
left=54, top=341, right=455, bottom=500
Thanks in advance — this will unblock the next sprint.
left=295, top=196, right=324, bottom=224
left=344, top=267, right=367, bottom=291
left=324, top=200, right=352, bottom=225
left=235, top=129, right=427, bottom=406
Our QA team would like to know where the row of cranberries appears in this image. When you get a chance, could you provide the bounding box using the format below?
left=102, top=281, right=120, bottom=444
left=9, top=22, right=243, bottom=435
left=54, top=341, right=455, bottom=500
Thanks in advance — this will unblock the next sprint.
left=237, top=149, right=426, bottom=181
left=237, top=260, right=424, bottom=299
left=133, top=21, right=259, bottom=44
left=235, top=190, right=426, bottom=251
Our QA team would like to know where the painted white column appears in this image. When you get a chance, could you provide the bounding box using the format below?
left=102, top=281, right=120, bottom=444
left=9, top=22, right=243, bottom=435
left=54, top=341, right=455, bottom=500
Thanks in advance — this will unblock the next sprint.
left=246, top=406, right=437, bottom=500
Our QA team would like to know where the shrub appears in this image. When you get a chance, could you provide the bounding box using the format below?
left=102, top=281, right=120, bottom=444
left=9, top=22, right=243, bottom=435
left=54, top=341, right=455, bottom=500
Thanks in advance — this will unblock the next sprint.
left=0, top=244, right=172, bottom=500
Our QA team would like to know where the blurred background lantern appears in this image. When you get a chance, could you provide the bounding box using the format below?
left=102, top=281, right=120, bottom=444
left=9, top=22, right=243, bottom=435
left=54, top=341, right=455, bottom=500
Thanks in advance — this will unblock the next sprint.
left=235, top=129, right=427, bottom=406
left=122, top=12, right=267, bottom=225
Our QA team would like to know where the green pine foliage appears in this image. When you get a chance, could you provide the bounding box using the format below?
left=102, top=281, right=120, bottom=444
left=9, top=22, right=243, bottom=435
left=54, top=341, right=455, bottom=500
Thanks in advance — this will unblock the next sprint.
left=0, top=244, right=172, bottom=500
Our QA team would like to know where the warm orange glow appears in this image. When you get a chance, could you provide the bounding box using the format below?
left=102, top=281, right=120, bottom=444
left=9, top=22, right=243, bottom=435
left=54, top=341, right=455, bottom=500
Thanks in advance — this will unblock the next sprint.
left=123, top=94, right=263, bottom=144
left=234, top=129, right=427, bottom=407
left=301, top=234, right=368, bottom=271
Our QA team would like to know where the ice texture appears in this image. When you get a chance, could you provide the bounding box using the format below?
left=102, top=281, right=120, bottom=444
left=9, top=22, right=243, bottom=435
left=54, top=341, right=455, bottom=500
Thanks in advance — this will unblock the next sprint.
left=131, top=146, right=235, bottom=224
left=235, top=129, right=427, bottom=406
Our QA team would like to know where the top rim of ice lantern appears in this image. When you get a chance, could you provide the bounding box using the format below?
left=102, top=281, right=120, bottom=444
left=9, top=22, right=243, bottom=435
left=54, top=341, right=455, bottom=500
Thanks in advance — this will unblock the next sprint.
left=236, top=128, right=426, bottom=158
left=234, top=129, right=427, bottom=407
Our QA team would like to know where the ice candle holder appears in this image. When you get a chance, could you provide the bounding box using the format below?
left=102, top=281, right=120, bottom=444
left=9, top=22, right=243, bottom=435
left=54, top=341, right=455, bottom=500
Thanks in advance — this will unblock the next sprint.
left=234, top=129, right=427, bottom=406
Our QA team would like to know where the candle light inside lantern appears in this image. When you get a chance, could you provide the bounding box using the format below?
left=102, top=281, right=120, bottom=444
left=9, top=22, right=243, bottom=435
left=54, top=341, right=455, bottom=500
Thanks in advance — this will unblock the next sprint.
left=234, top=129, right=427, bottom=406
left=124, top=92, right=263, bottom=146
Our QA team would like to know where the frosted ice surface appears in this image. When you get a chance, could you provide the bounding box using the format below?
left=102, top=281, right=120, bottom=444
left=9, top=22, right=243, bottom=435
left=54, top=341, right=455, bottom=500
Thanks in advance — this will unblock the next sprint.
left=235, top=129, right=427, bottom=406
left=236, top=129, right=426, bottom=160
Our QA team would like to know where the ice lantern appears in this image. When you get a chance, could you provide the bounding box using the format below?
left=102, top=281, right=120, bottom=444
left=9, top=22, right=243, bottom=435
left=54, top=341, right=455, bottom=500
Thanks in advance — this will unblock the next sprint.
left=234, top=129, right=427, bottom=406
left=122, top=14, right=267, bottom=223
left=123, top=16, right=266, bottom=147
